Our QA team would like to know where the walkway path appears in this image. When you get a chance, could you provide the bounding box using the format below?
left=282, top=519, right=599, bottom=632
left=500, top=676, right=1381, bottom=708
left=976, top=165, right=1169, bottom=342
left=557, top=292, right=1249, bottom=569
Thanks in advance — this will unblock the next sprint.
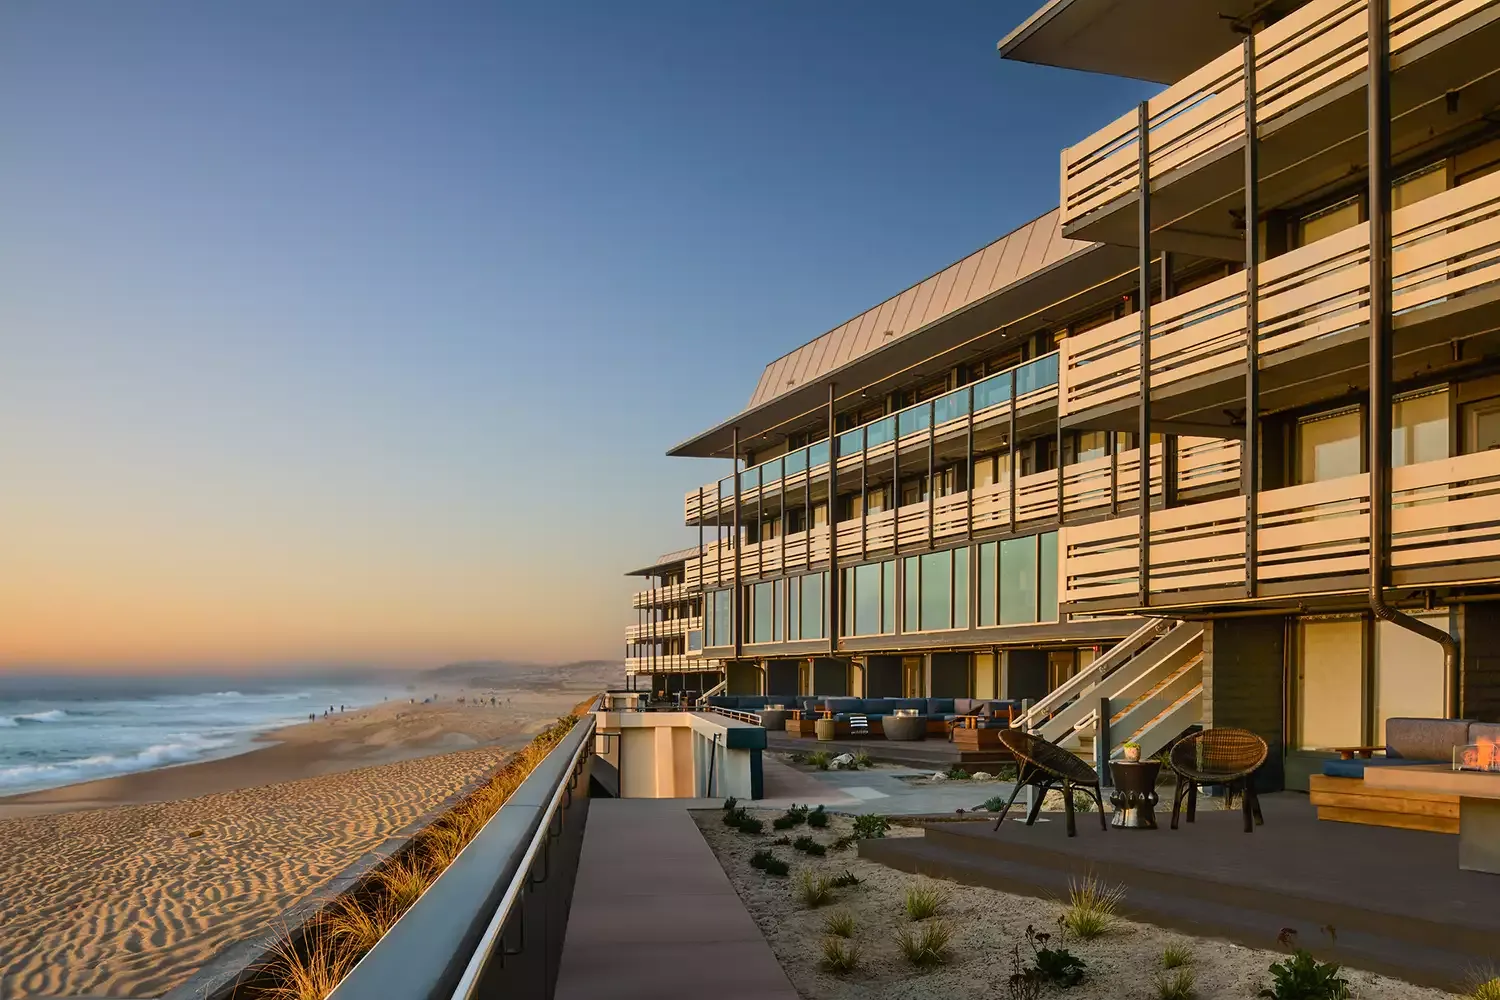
left=554, top=798, right=799, bottom=1000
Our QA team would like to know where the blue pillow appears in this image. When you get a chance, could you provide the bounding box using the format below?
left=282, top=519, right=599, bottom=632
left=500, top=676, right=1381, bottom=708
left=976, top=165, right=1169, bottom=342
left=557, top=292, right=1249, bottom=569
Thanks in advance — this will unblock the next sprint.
left=928, top=698, right=956, bottom=715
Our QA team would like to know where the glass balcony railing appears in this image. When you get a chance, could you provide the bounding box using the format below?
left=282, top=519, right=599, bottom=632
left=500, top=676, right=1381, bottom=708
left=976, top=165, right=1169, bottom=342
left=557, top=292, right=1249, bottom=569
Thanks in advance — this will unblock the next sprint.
left=696, top=351, right=1058, bottom=511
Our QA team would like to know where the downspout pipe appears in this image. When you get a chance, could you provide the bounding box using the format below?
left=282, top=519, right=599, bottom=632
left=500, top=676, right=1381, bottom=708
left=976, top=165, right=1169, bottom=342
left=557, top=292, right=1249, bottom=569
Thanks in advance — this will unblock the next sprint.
left=1366, top=0, right=1458, bottom=707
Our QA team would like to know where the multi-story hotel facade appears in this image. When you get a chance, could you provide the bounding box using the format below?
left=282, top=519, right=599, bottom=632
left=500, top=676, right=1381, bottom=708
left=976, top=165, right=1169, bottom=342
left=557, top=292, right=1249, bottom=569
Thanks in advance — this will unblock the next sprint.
left=627, top=0, right=1500, bottom=790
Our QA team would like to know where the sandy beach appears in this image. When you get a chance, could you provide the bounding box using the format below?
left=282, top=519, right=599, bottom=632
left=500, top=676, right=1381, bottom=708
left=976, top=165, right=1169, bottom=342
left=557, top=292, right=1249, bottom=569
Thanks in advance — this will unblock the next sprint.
left=0, top=670, right=606, bottom=1000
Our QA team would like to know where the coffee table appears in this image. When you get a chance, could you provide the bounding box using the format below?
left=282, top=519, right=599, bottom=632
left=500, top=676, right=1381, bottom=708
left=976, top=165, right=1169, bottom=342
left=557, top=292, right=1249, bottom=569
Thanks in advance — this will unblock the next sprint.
left=1108, top=760, right=1162, bottom=829
left=1365, top=764, right=1500, bottom=874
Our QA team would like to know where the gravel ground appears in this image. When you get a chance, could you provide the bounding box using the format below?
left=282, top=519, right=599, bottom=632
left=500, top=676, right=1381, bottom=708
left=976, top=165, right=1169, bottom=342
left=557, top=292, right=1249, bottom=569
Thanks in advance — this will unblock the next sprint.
left=693, top=808, right=1458, bottom=1000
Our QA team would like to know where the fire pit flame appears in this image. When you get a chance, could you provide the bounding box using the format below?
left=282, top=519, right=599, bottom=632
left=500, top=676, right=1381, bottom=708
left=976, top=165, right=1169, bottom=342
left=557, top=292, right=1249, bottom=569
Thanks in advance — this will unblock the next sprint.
left=1455, top=736, right=1500, bottom=772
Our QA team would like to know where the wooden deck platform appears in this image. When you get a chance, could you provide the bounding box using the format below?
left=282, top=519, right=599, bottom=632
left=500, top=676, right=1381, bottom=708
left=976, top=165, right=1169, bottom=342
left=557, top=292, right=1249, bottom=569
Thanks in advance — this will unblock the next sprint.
left=860, top=794, right=1497, bottom=991
left=1308, top=774, right=1459, bottom=834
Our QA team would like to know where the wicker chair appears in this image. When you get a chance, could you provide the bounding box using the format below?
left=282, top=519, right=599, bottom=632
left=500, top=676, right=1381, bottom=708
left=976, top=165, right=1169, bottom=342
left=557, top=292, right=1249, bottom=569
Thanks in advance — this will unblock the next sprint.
left=1169, top=728, right=1269, bottom=833
left=991, top=728, right=1107, bottom=838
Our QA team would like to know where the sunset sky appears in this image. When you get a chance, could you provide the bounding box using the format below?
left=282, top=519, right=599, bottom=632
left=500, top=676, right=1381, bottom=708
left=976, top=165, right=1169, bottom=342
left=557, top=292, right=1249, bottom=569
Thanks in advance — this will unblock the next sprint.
left=0, top=1, right=1152, bottom=671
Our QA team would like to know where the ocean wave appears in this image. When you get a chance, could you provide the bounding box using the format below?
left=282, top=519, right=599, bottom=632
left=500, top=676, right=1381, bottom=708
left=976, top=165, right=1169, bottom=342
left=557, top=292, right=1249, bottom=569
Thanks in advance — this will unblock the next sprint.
left=208, top=691, right=244, bottom=698
left=0, top=733, right=237, bottom=789
left=1, top=709, right=69, bottom=725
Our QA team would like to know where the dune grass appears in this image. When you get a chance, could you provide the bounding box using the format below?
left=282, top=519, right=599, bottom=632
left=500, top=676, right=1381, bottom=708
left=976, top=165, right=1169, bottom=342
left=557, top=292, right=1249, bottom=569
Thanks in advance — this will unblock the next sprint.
left=259, top=711, right=583, bottom=999
left=1060, top=873, right=1124, bottom=940
left=895, top=920, right=952, bottom=968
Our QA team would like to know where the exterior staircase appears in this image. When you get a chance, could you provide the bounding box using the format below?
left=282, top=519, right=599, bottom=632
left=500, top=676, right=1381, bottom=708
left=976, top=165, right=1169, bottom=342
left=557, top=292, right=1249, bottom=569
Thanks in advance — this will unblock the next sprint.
left=1016, top=619, right=1204, bottom=775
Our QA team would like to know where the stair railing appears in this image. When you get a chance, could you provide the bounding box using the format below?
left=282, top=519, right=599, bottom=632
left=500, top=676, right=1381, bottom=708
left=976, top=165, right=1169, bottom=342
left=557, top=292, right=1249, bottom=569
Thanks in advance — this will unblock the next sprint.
left=1016, top=619, right=1170, bottom=732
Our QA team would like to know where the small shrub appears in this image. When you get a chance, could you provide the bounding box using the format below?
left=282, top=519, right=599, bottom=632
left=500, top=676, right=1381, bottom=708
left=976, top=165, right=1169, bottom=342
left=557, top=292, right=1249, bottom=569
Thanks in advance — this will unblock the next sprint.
left=823, top=909, right=856, bottom=937
left=771, top=835, right=792, bottom=846
left=1021, top=925, right=1086, bottom=988
left=762, top=856, right=790, bottom=877
left=792, top=835, right=827, bottom=857
left=1008, top=941, right=1042, bottom=1000
left=852, top=813, right=891, bottom=839
left=722, top=806, right=748, bottom=828
left=853, top=750, right=873, bottom=768
left=904, top=882, right=946, bottom=921
left=895, top=920, right=952, bottom=968
left=807, top=751, right=832, bottom=770
left=1162, top=943, right=1192, bottom=970
left=820, top=936, right=860, bottom=975
left=787, top=751, right=806, bottom=764
left=980, top=795, right=1009, bottom=812
left=735, top=816, right=765, bottom=835
left=1061, top=873, right=1123, bottom=940
left=829, top=869, right=861, bottom=888
left=722, top=796, right=738, bottom=813
left=795, top=871, right=835, bottom=908
left=772, top=815, right=798, bottom=830
left=1467, top=976, right=1500, bottom=1000
left=1157, top=968, right=1197, bottom=1000
left=807, top=805, right=830, bottom=828
left=1258, top=950, right=1350, bottom=1000
left=749, top=848, right=774, bottom=870
left=946, top=766, right=971, bottom=780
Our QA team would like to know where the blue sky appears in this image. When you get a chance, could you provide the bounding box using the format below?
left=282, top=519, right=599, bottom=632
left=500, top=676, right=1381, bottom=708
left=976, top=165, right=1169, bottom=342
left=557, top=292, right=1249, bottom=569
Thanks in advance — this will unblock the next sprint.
left=0, top=1, right=1155, bottom=669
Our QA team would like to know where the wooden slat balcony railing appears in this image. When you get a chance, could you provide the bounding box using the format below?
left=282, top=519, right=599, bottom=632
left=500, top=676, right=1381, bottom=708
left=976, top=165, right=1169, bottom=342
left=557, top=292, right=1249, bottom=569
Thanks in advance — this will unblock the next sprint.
left=625, top=616, right=703, bottom=642
left=1060, top=169, right=1500, bottom=419
left=1059, top=0, right=1496, bottom=228
left=1060, top=449, right=1500, bottom=608
left=630, top=582, right=697, bottom=609
left=624, top=654, right=723, bottom=675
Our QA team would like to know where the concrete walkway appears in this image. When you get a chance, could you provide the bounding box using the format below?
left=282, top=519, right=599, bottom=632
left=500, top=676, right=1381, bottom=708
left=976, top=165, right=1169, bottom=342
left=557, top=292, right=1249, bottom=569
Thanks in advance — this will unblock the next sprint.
left=555, top=798, right=799, bottom=1000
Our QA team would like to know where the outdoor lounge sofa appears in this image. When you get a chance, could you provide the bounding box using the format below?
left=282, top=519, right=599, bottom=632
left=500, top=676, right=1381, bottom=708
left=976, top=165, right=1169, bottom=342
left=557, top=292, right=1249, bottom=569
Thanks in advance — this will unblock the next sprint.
left=1308, top=717, right=1490, bottom=834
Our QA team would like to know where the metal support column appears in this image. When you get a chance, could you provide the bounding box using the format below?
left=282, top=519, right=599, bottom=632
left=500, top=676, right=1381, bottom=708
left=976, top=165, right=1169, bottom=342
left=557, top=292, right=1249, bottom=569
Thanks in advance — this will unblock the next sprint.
left=732, top=427, right=743, bottom=661
left=1008, top=375, right=1018, bottom=533
left=1243, top=35, right=1261, bottom=598
left=927, top=401, right=936, bottom=548
left=1056, top=424, right=1065, bottom=523
left=827, top=385, right=839, bottom=657
left=861, top=431, right=869, bottom=559
left=1365, top=0, right=1458, bottom=701
left=1109, top=431, right=1119, bottom=514
left=1136, top=100, right=1153, bottom=609
left=966, top=385, right=975, bottom=540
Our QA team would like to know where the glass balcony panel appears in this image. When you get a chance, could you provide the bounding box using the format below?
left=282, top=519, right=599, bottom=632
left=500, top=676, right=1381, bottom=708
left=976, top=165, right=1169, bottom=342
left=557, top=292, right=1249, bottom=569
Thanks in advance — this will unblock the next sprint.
left=739, top=467, right=761, bottom=491
left=897, top=407, right=929, bottom=437
left=933, top=388, right=970, bottom=426
left=719, top=478, right=733, bottom=499
left=808, top=440, right=830, bottom=468
left=865, top=416, right=896, bottom=448
left=837, top=427, right=864, bottom=457
left=784, top=448, right=807, bottom=476
left=972, top=372, right=1012, bottom=412
left=1016, top=353, right=1059, bottom=396
left=761, top=457, right=784, bottom=485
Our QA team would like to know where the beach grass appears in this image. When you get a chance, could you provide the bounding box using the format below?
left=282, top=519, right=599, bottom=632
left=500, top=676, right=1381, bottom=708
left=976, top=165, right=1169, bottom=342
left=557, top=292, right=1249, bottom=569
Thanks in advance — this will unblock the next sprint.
left=258, top=710, right=584, bottom=998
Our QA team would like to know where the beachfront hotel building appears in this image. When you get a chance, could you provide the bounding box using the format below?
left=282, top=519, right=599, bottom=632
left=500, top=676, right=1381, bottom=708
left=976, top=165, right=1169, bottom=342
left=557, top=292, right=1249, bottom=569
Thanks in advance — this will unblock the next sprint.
left=626, top=0, right=1500, bottom=791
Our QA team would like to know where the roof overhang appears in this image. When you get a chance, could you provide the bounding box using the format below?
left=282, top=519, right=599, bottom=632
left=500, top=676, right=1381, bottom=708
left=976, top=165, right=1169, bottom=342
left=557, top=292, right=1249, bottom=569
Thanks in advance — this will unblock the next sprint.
left=624, top=546, right=699, bottom=577
left=998, top=0, right=1306, bottom=85
left=667, top=240, right=1138, bottom=459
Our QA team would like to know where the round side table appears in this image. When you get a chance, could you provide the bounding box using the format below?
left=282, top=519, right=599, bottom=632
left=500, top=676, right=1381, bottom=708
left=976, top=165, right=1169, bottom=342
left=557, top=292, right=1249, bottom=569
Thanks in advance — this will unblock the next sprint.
left=814, top=718, right=838, bottom=741
left=1108, top=760, right=1162, bottom=829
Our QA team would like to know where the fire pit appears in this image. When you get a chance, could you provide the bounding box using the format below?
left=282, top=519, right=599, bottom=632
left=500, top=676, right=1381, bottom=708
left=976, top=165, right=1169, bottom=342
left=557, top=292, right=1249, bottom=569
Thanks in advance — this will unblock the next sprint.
left=1367, top=744, right=1500, bottom=874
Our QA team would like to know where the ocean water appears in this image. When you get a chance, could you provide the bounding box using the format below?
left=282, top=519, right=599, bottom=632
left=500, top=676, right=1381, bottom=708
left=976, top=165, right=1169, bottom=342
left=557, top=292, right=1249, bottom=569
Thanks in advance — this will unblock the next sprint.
left=0, top=675, right=406, bottom=795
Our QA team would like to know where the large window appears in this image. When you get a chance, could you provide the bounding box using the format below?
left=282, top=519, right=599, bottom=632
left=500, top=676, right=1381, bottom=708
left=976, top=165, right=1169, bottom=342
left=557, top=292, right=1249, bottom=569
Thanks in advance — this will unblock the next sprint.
left=901, top=547, right=970, bottom=632
left=975, top=532, right=1059, bottom=627
left=787, top=571, right=826, bottom=641
left=1296, top=408, right=1362, bottom=484
left=1392, top=389, right=1449, bottom=467
left=843, top=559, right=896, bottom=636
left=707, top=589, right=732, bottom=647
left=1374, top=615, right=1449, bottom=745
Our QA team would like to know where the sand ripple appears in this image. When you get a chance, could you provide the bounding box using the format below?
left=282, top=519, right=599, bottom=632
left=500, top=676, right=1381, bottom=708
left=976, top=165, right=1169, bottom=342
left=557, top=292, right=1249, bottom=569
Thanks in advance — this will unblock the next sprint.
left=0, top=747, right=507, bottom=999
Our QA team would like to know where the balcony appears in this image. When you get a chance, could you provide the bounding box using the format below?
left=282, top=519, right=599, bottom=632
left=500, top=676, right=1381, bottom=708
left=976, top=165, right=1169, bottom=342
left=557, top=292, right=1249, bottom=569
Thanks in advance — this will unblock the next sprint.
left=1059, top=170, right=1500, bottom=430
left=685, top=438, right=1241, bottom=589
left=685, top=352, right=1060, bottom=527
left=624, top=653, right=722, bottom=675
left=625, top=616, right=703, bottom=642
left=1060, top=448, right=1500, bottom=610
left=1059, top=0, right=1500, bottom=251
left=630, top=582, right=696, bottom=609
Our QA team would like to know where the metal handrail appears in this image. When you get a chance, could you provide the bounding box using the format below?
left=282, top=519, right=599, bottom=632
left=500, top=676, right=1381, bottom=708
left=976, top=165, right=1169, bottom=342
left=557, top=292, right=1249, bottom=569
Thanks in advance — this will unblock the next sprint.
left=450, top=713, right=595, bottom=999
left=327, top=707, right=598, bottom=1000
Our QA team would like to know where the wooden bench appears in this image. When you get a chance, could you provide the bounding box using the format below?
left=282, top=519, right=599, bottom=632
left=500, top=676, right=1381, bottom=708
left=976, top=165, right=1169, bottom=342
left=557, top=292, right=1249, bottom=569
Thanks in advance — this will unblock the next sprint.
left=950, top=727, right=1013, bottom=752
left=1308, top=774, right=1459, bottom=834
